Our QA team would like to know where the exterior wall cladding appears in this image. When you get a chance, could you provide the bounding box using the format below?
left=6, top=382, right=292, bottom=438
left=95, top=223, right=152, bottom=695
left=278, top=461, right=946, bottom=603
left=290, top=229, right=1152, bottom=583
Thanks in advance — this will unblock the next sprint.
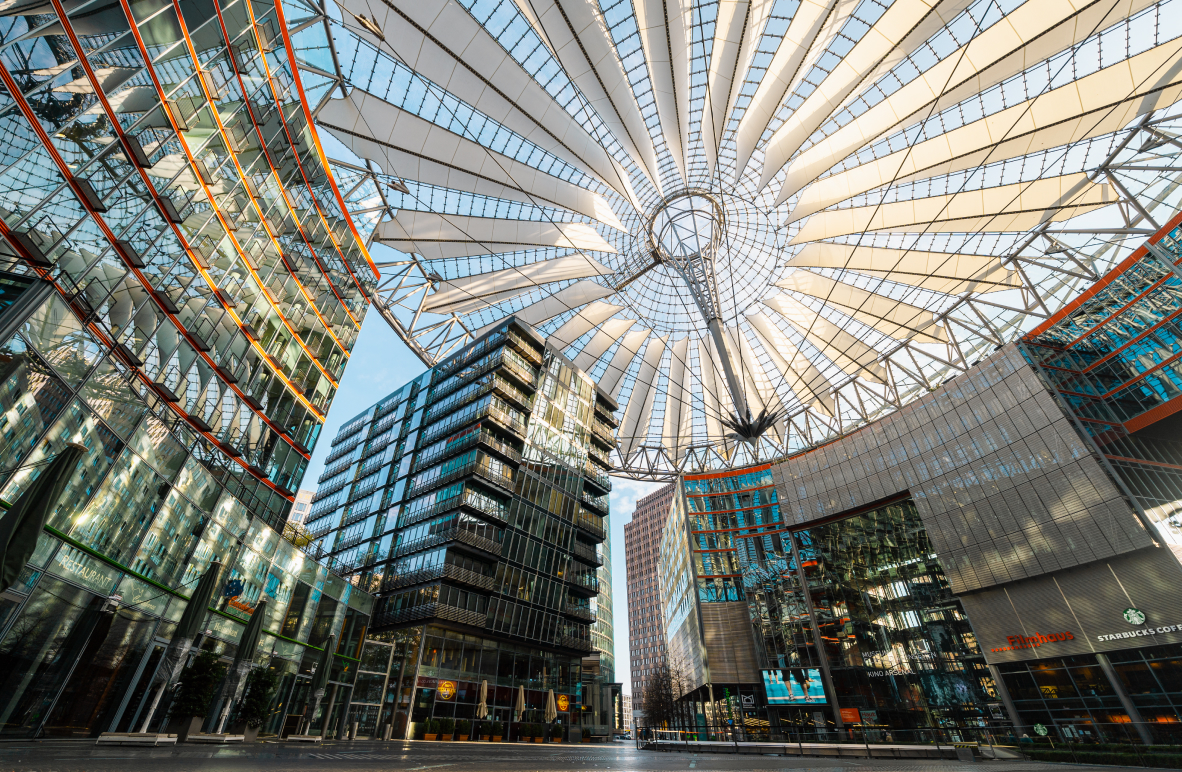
left=0, top=0, right=384, bottom=741
left=307, top=318, right=620, bottom=739
left=650, top=215, right=1182, bottom=743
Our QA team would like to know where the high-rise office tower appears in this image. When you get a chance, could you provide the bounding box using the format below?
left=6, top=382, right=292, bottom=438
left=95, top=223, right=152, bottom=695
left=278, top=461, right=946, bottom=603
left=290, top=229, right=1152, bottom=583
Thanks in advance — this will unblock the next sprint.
left=308, top=318, right=618, bottom=739
left=0, top=0, right=381, bottom=739
left=623, top=484, right=675, bottom=701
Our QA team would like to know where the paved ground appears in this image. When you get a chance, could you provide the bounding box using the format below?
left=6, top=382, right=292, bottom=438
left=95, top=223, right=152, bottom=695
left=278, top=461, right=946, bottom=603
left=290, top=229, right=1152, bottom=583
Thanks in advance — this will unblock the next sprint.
left=0, top=739, right=1157, bottom=772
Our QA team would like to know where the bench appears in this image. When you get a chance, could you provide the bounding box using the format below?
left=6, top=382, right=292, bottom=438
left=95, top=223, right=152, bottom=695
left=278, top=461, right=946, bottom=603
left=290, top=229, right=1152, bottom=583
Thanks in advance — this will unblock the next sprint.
left=96, top=732, right=177, bottom=746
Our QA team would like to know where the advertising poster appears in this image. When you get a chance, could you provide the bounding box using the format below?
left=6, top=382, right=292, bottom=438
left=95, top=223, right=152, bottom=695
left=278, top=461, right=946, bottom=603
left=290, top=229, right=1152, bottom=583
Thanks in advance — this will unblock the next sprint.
left=762, top=668, right=826, bottom=704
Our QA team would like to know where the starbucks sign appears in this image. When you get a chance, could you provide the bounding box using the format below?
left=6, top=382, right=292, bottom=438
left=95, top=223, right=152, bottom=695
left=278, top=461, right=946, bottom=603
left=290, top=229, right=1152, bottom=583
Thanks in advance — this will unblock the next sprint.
left=1123, top=608, right=1146, bottom=625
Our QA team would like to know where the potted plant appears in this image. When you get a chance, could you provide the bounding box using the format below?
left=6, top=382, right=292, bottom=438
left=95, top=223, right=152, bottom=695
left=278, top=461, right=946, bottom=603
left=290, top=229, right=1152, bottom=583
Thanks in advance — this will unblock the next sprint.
left=440, top=716, right=454, bottom=741
left=519, top=722, right=531, bottom=742
left=234, top=667, right=279, bottom=742
left=550, top=723, right=563, bottom=743
left=456, top=719, right=470, bottom=741
left=533, top=723, right=544, bottom=743
left=167, top=650, right=226, bottom=741
left=424, top=718, right=439, bottom=741
left=491, top=721, right=503, bottom=742
left=479, top=720, right=490, bottom=741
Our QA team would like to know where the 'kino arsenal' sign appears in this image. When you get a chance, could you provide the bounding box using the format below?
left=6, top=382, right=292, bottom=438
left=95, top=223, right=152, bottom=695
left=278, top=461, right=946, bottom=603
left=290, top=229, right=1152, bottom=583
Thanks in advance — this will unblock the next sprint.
left=990, top=631, right=1074, bottom=653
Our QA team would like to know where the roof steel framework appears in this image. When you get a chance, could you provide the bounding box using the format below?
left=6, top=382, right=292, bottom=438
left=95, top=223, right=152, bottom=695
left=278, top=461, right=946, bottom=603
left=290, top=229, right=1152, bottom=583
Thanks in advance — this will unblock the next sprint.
left=288, top=0, right=1182, bottom=479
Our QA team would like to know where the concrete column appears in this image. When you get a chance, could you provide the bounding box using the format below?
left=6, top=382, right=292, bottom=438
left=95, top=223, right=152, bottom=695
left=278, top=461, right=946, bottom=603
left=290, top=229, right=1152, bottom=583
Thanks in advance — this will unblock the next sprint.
left=988, top=664, right=1025, bottom=734
left=1096, top=653, right=1154, bottom=745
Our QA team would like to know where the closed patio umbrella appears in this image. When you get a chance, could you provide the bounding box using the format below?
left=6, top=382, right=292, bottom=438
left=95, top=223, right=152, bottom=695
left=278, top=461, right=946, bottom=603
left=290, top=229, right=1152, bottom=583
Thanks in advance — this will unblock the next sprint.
left=545, top=689, right=557, bottom=723
left=514, top=684, right=525, bottom=723
left=139, top=560, right=222, bottom=732
left=0, top=443, right=85, bottom=588
left=476, top=679, right=488, bottom=720
left=214, top=597, right=268, bottom=732
left=306, top=634, right=335, bottom=734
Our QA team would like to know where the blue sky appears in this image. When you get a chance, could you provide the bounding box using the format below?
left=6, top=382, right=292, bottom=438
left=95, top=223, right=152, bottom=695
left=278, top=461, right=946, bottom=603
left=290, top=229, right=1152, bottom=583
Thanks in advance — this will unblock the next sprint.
left=304, top=314, right=661, bottom=695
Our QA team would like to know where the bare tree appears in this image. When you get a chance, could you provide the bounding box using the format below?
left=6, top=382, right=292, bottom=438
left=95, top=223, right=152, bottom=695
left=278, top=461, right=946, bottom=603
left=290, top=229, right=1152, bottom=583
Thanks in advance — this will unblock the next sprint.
left=639, top=656, right=696, bottom=732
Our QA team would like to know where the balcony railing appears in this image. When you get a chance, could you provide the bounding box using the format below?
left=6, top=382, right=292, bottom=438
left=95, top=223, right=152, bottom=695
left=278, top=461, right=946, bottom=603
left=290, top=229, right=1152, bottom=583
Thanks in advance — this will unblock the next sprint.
left=581, top=490, right=609, bottom=516
left=576, top=511, right=606, bottom=540
left=583, top=464, right=612, bottom=493
left=394, top=527, right=503, bottom=559
left=383, top=563, right=496, bottom=592
left=594, top=401, right=618, bottom=427
left=505, top=328, right=543, bottom=363
left=420, top=399, right=526, bottom=446
left=372, top=602, right=486, bottom=630
left=562, top=602, right=595, bottom=623
left=413, top=427, right=521, bottom=473
left=399, top=486, right=510, bottom=529
left=571, top=540, right=602, bottom=567
left=408, top=456, right=516, bottom=499
left=568, top=572, right=600, bottom=595
left=560, top=635, right=593, bottom=652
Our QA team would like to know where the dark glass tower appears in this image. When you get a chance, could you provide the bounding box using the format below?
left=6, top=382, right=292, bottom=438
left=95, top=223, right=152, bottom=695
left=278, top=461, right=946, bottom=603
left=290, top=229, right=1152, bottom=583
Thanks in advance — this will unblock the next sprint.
left=309, top=317, right=618, bottom=739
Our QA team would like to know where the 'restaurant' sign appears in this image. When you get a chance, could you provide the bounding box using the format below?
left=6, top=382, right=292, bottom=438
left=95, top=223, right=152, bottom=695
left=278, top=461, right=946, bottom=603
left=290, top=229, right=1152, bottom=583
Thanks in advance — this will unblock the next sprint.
left=990, top=631, right=1074, bottom=653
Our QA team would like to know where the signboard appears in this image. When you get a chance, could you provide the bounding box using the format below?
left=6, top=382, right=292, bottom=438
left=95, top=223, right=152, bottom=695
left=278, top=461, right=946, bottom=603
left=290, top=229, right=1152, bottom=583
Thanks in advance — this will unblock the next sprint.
left=812, top=712, right=826, bottom=729
left=860, top=709, right=878, bottom=725
left=762, top=668, right=826, bottom=704
left=557, top=694, right=569, bottom=711
left=416, top=676, right=438, bottom=689
left=840, top=708, right=861, bottom=724
left=437, top=680, right=457, bottom=700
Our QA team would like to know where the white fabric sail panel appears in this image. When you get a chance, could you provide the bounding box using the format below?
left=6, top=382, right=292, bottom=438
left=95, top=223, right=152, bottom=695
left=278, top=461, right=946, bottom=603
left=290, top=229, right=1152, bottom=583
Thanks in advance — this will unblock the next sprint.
left=424, top=254, right=612, bottom=313
left=790, top=173, right=1110, bottom=244
left=697, top=334, right=734, bottom=459
left=319, top=92, right=625, bottom=230
left=745, top=312, right=836, bottom=415
left=472, top=280, right=614, bottom=336
left=634, top=0, right=690, bottom=180
left=350, top=0, right=632, bottom=200
left=787, top=242, right=1019, bottom=295
left=619, top=334, right=669, bottom=457
left=758, top=0, right=946, bottom=192
left=661, top=336, right=694, bottom=460
left=732, top=0, right=841, bottom=179
left=701, top=0, right=750, bottom=176
left=572, top=317, right=637, bottom=372
left=547, top=300, right=626, bottom=351
left=719, top=0, right=775, bottom=157
left=786, top=38, right=1182, bottom=215
left=530, top=0, right=664, bottom=193
left=763, top=293, right=888, bottom=383
left=729, top=327, right=788, bottom=443
left=776, top=270, right=946, bottom=343
left=599, top=327, right=653, bottom=399
left=776, top=0, right=1162, bottom=201
left=377, top=212, right=617, bottom=260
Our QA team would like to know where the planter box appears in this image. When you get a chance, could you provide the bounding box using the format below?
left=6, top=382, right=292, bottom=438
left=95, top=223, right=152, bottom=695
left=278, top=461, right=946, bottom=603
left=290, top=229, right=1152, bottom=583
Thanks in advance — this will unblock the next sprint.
left=480, top=735, right=490, bottom=741
left=551, top=738, right=562, bottom=743
left=459, top=735, right=469, bottom=741
left=521, top=737, right=532, bottom=742
left=424, top=734, right=438, bottom=741
left=441, top=734, right=452, bottom=741
left=534, top=737, right=543, bottom=743
left=492, top=735, right=502, bottom=742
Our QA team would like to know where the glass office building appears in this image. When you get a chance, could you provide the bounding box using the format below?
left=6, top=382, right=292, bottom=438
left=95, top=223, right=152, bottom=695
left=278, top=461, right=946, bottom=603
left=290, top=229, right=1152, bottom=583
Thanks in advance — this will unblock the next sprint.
left=745, top=497, right=996, bottom=733
left=0, top=0, right=381, bottom=738
left=307, top=318, right=618, bottom=739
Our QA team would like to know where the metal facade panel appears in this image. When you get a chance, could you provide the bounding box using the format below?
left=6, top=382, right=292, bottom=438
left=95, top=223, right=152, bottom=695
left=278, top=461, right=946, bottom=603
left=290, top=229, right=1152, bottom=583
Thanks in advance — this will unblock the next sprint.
left=769, top=344, right=1153, bottom=594
left=962, top=547, right=1182, bottom=664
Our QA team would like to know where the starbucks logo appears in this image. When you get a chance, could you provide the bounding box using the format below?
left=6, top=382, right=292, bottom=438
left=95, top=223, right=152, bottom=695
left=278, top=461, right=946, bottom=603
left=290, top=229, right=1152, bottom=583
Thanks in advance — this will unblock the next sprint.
left=1123, top=607, right=1146, bottom=625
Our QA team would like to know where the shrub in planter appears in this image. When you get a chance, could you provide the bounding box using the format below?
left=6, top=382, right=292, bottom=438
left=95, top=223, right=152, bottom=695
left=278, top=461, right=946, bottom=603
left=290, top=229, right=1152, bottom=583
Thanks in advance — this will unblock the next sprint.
left=234, top=667, right=279, bottom=740
left=168, top=650, right=226, bottom=738
left=456, top=719, right=470, bottom=740
left=551, top=723, right=563, bottom=742
left=424, top=718, right=440, bottom=741
left=440, top=717, right=455, bottom=740
left=492, top=721, right=503, bottom=741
